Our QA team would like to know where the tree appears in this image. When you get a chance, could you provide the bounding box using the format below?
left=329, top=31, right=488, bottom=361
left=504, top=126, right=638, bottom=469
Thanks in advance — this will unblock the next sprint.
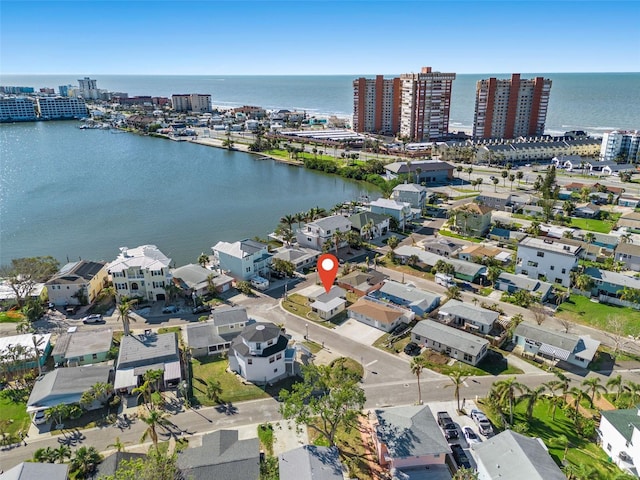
left=52, top=444, right=72, bottom=463
left=526, top=221, right=541, bottom=237
left=407, top=254, right=420, bottom=268
left=516, top=170, right=524, bottom=185
left=197, top=253, right=209, bottom=268
left=387, top=235, right=400, bottom=250
left=433, top=259, right=455, bottom=276
left=279, top=363, right=366, bottom=447
left=116, top=299, right=136, bottom=336
left=554, top=371, right=572, bottom=402
left=563, top=200, right=576, bottom=216
left=582, top=377, right=606, bottom=405
left=574, top=274, right=593, bottom=292
left=509, top=173, right=516, bottom=191
left=620, top=286, right=640, bottom=304
left=100, top=450, right=179, bottom=480
left=205, top=378, right=223, bottom=403
left=501, top=170, right=508, bottom=187
left=624, top=381, right=640, bottom=408
left=70, top=446, right=102, bottom=478
left=607, top=374, right=624, bottom=402
left=492, top=177, right=499, bottom=192
left=493, top=377, right=526, bottom=425
left=33, top=447, right=56, bottom=463
left=280, top=214, right=296, bottom=232
left=445, top=285, right=462, bottom=301
left=604, top=315, right=631, bottom=359
left=45, top=403, right=71, bottom=426
left=547, top=392, right=565, bottom=421
left=530, top=304, right=547, bottom=325
left=332, top=230, right=345, bottom=254
left=272, top=258, right=295, bottom=278
left=222, top=130, right=234, bottom=150
left=236, top=280, right=253, bottom=295
left=521, top=385, right=546, bottom=421
left=410, top=357, right=426, bottom=405
left=453, top=467, right=479, bottom=480
left=107, top=436, right=129, bottom=452
left=445, top=371, right=468, bottom=412
left=568, top=387, right=588, bottom=419
left=140, top=408, right=175, bottom=450
left=0, top=256, right=59, bottom=307
left=558, top=317, right=573, bottom=334
left=466, top=167, right=473, bottom=182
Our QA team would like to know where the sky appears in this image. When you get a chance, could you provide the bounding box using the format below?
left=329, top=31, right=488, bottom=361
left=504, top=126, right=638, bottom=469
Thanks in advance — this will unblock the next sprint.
left=1, top=0, right=639, bottom=75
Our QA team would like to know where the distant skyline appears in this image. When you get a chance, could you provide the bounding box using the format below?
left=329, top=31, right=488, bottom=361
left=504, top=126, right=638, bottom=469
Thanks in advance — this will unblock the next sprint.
left=1, top=1, right=639, bottom=75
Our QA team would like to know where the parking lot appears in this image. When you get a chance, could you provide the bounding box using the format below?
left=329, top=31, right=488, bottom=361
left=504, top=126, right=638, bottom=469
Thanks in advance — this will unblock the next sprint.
left=334, top=318, right=386, bottom=346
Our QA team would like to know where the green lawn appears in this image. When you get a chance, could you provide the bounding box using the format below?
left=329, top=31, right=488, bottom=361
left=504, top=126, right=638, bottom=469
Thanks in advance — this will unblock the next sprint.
left=482, top=397, right=622, bottom=479
left=557, top=294, right=640, bottom=336
left=0, top=388, right=31, bottom=443
left=257, top=423, right=275, bottom=456
left=190, top=356, right=269, bottom=406
left=438, top=229, right=484, bottom=243
left=282, top=294, right=347, bottom=328
left=419, top=349, right=523, bottom=376
left=569, top=217, right=617, bottom=234
left=373, top=333, right=412, bottom=354
left=0, top=310, right=24, bottom=323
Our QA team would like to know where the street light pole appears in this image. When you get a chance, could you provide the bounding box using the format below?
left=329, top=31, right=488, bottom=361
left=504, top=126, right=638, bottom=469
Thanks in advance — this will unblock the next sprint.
left=305, top=323, right=309, bottom=341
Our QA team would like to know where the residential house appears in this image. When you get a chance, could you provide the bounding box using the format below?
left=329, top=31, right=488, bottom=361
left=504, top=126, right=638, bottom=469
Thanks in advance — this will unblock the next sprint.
left=619, top=197, right=640, bottom=208
left=513, top=322, right=600, bottom=368
left=391, top=183, right=428, bottom=210
left=452, top=202, right=492, bottom=237
left=212, top=239, right=272, bottom=281
left=347, top=212, right=390, bottom=240
left=177, top=430, right=260, bottom=480
left=581, top=232, right=619, bottom=251
left=371, top=405, right=451, bottom=471
left=475, top=192, right=512, bottom=211
left=472, top=430, right=566, bottom=480
left=45, top=260, right=108, bottom=306
left=271, top=245, right=320, bottom=272
left=278, top=445, right=344, bottom=480
left=337, top=269, right=387, bottom=297
left=171, top=264, right=233, bottom=296
left=296, top=215, right=353, bottom=251
left=438, top=299, right=498, bottom=335
left=598, top=407, right=640, bottom=476
left=113, top=332, right=181, bottom=394
left=309, top=287, right=347, bottom=321
left=494, top=272, right=553, bottom=302
left=51, top=329, right=113, bottom=367
left=0, top=333, right=52, bottom=372
left=228, top=322, right=291, bottom=384
left=26, top=365, right=112, bottom=414
left=185, top=307, right=250, bottom=357
left=411, top=320, right=489, bottom=366
left=383, top=160, right=455, bottom=184
left=372, top=280, right=440, bottom=316
left=615, top=242, right=640, bottom=271
left=574, top=202, right=601, bottom=219
left=92, top=452, right=146, bottom=479
left=369, top=198, right=413, bottom=230
left=393, top=245, right=486, bottom=283
left=107, top=245, right=172, bottom=302
left=421, top=238, right=464, bottom=257
left=585, top=267, right=640, bottom=304
left=617, top=212, right=640, bottom=233
left=457, top=244, right=512, bottom=264
left=515, top=236, right=581, bottom=287
left=0, top=463, right=69, bottom=480
left=348, top=297, right=414, bottom=333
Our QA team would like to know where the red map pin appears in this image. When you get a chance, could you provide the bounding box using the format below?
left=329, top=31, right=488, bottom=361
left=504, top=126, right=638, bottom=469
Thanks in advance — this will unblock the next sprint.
left=317, top=253, right=339, bottom=293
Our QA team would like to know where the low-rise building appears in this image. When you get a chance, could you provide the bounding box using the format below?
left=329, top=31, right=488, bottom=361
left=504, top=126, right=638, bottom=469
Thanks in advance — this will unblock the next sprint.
left=615, top=242, right=640, bottom=271
left=598, top=407, right=640, bottom=476
left=476, top=192, right=512, bottom=211
left=185, top=307, right=250, bottom=358
left=348, top=297, right=414, bottom=333
left=421, top=238, right=464, bottom=257
left=391, top=183, right=428, bottom=210
left=372, top=280, right=440, bottom=316
left=108, top=245, right=172, bottom=302
left=512, top=322, right=599, bottom=368
left=212, top=239, right=272, bottom=281
left=337, top=269, right=387, bottom=297
left=0, top=333, right=51, bottom=372
left=452, top=202, right=492, bottom=237
left=383, top=160, right=454, bottom=184
left=394, top=245, right=487, bottom=283
left=309, top=287, right=347, bottom=321
left=515, top=236, right=580, bottom=288
left=46, top=260, right=108, bottom=306
left=457, top=244, right=512, bottom=264
left=347, top=212, right=390, bottom=240
left=271, top=246, right=320, bottom=272
left=412, top=320, right=489, bottom=365
left=0, top=462, right=69, bottom=480
left=585, top=267, right=640, bottom=304
left=52, top=329, right=113, bottom=367
left=472, top=430, right=566, bottom=480
left=617, top=212, right=640, bottom=232
left=438, top=299, right=499, bottom=334
left=296, top=215, right=352, bottom=251
left=494, top=272, right=553, bottom=302
left=369, top=198, right=413, bottom=230
left=278, top=445, right=344, bottom=480
left=172, top=263, right=232, bottom=296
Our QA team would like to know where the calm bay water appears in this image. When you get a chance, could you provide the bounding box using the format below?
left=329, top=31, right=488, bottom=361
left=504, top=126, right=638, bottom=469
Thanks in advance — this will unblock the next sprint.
left=0, top=122, right=376, bottom=265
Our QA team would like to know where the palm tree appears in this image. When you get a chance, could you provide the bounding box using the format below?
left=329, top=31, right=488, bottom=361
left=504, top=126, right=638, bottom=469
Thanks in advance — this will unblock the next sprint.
left=70, top=446, right=102, bottom=478
left=522, top=385, right=546, bottom=420
left=607, top=374, right=624, bottom=402
left=387, top=235, right=400, bottom=250
left=52, top=444, right=72, bottom=463
left=548, top=393, right=565, bottom=421
left=410, top=357, right=426, bottom=405
left=624, top=381, right=640, bottom=407
left=501, top=170, right=508, bottom=187
left=205, top=378, right=223, bottom=403
left=568, top=386, right=588, bottom=419
left=445, top=371, right=468, bottom=412
left=573, top=273, right=593, bottom=292
left=509, top=173, right=516, bottom=190
left=33, top=447, right=55, bottom=463
left=332, top=230, right=345, bottom=255
left=280, top=214, right=296, bottom=232
left=445, top=285, right=462, bottom=301
left=107, top=436, right=129, bottom=452
left=516, top=171, right=524, bottom=185
left=486, top=266, right=502, bottom=285
left=492, top=177, right=499, bottom=192
left=197, top=253, right=209, bottom=268
left=494, top=377, right=526, bottom=425
left=466, top=167, right=473, bottom=182
left=554, top=371, right=572, bottom=401
left=140, top=408, right=174, bottom=450
left=116, top=299, right=136, bottom=336
left=582, top=377, right=607, bottom=405
left=295, top=212, right=306, bottom=229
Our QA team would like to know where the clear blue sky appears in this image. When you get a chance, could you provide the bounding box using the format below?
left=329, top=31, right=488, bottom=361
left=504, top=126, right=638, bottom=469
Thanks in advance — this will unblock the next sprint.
left=1, top=1, right=638, bottom=74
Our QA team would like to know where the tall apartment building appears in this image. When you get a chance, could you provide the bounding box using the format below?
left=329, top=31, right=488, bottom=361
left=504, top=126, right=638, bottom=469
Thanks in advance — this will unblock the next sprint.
left=399, top=67, right=456, bottom=141
left=0, top=96, right=37, bottom=122
left=171, top=94, right=212, bottom=113
left=600, top=130, right=640, bottom=162
left=77, top=77, right=99, bottom=100
left=36, top=97, right=87, bottom=119
left=352, top=76, right=401, bottom=134
left=473, top=74, right=552, bottom=139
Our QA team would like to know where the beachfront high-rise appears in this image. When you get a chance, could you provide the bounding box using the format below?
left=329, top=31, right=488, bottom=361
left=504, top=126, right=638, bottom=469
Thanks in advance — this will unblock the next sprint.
left=77, top=77, right=99, bottom=100
left=600, top=130, right=640, bottom=162
left=0, top=96, right=37, bottom=122
left=171, top=94, right=212, bottom=113
left=353, top=76, right=401, bottom=135
left=399, top=67, right=456, bottom=142
left=473, top=74, right=552, bottom=139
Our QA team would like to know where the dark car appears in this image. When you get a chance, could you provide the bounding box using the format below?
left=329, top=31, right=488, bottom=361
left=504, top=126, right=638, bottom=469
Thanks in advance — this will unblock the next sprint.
left=403, top=342, right=421, bottom=356
left=450, top=444, right=472, bottom=469
left=192, top=304, right=211, bottom=315
left=437, top=411, right=459, bottom=440
left=162, top=305, right=179, bottom=314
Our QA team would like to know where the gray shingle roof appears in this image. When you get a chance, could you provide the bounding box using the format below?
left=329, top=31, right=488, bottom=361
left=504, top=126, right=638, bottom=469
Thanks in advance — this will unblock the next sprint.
left=307, top=215, right=352, bottom=232
left=51, top=329, right=113, bottom=359
left=472, top=430, right=566, bottom=480
left=91, top=452, right=146, bottom=479
left=585, top=267, right=640, bottom=289
left=211, top=307, right=249, bottom=327
left=116, top=332, right=179, bottom=369
left=347, top=212, right=390, bottom=230
left=278, top=445, right=344, bottom=480
left=0, top=462, right=69, bottom=480
left=374, top=405, right=450, bottom=459
left=185, top=322, right=236, bottom=350
left=385, top=160, right=454, bottom=174
left=438, top=299, right=498, bottom=327
left=241, top=322, right=281, bottom=343
left=513, top=322, right=578, bottom=352
left=412, top=320, right=489, bottom=355
left=377, top=280, right=440, bottom=311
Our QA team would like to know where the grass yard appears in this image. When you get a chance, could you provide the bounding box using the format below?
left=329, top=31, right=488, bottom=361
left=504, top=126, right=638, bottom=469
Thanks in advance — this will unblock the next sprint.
left=190, top=356, right=269, bottom=406
left=482, top=397, right=623, bottom=479
left=257, top=423, right=275, bottom=456
left=419, top=349, right=524, bottom=377
left=438, top=229, right=484, bottom=243
left=557, top=294, right=640, bottom=336
left=0, top=388, right=30, bottom=443
left=373, top=332, right=412, bottom=354
left=282, top=294, right=346, bottom=328
left=0, top=310, right=24, bottom=323
left=329, top=357, right=364, bottom=380
left=569, top=217, right=617, bottom=234
left=158, top=326, right=182, bottom=335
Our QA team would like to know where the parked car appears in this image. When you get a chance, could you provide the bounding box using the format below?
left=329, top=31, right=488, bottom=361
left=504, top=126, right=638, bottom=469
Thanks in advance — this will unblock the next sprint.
left=65, top=305, right=77, bottom=314
left=33, top=410, right=46, bottom=425
left=162, top=305, right=179, bottom=314
left=82, top=314, right=103, bottom=324
left=462, top=426, right=481, bottom=445
left=192, top=304, right=211, bottom=315
left=470, top=409, right=494, bottom=436
left=403, top=342, right=421, bottom=356
left=450, top=444, right=472, bottom=469
left=437, top=411, right=459, bottom=440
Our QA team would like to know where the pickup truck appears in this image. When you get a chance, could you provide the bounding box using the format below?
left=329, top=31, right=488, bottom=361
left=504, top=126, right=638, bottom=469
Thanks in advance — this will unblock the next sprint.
left=436, top=411, right=459, bottom=440
left=470, top=408, right=494, bottom=436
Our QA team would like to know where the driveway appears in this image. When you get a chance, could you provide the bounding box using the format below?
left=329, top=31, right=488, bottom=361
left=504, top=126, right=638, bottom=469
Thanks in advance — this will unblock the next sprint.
left=335, top=318, right=385, bottom=346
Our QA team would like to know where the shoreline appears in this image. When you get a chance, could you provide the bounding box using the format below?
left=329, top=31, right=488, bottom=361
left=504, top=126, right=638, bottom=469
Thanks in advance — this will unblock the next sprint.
left=187, top=136, right=305, bottom=167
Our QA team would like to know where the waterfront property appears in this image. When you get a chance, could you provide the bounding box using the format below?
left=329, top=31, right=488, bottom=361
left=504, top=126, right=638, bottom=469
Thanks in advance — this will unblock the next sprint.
left=369, top=198, right=413, bottom=230
left=391, top=183, right=428, bottom=210
left=271, top=245, right=320, bottom=272
left=512, top=322, right=599, bottom=368
left=0, top=96, right=37, bottom=122
left=438, top=299, right=498, bottom=335
left=411, top=320, right=489, bottom=366
left=347, top=296, right=414, bottom=333
left=600, top=130, right=640, bottom=163
left=108, top=245, right=172, bottom=302
left=295, top=215, right=353, bottom=251
left=185, top=307, right=250, bottom=357
left=36, top=96, right=87, bottom=119
left=172, top=263, right=233, bottom=296
left=347, top=211, right=390, bottom=240
left=598, top=406, right=640, bottom=476
left=383, top=160, right=454, bottom=184
left=515, top=236, right=580, bottom=288
left=45, top=260, right=108, bottom=307
left=51, top=329, right=113, bottom=367
left=212, top=239, right=272, bottom=281
left=372, top=279, right=440, bottom=316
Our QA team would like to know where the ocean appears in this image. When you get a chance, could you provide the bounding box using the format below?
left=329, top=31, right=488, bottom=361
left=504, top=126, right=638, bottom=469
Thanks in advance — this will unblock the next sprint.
left=1, top=72, right=639, bottom=135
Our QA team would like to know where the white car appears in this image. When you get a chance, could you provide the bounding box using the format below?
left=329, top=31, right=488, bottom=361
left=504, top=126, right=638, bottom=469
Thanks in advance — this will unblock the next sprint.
left=34, top=410, right=46, bottom=425
left=462, top=426, right=481, bottom=445
left=82, top=314, right=103, bottom=324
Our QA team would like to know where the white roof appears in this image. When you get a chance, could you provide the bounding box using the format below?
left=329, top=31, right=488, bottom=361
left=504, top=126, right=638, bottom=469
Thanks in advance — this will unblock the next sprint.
left=114, top=368, right=137, bottom=390
left=370, top=198, right=410, bottom=210
left=108, top=245, right=171, bottom=273
left=0, top=333, right=51, bottom=357
left=310, top=296, right=346, bottom=312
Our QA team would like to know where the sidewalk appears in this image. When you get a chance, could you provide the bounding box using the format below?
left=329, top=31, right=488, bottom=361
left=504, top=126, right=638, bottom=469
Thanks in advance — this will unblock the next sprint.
left=505, top=351, right=547, bottom=375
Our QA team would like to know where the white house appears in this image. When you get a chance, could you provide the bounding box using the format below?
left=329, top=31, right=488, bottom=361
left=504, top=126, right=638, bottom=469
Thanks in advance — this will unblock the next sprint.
left=212, top=239, right=272, bottom=281
left=598, top=407, right=640, bottom=476
left=347, top=297, right=414, bottom=333
left=391, top=183, right=428, bottom=210
left=228, top=322, right=291, bottom=384
left=107, top=245, right=172, bottom=301
left=515, top=236, right=581, bottom=287
left=308, top=287, right=347, bottom=321
left=369, top=198, right=413, bottom=230
left=171, top=263, right=233, bottom=296
left=438, top=299, right=499, bottom=334
left=411, top=320, right=489, bottom=366
left=185, top=307, right=250, bottom=358
left=296, top=215, right=352, bottom=251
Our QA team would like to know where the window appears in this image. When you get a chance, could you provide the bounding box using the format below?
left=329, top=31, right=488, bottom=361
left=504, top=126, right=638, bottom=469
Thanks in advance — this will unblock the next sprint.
left=537, top=251, right=544, bottom=257
left=246, top=267, right=251, bottom=273
left=276, top=353, right=282, bottom=360
left=267, top=339, right=273, bottom=346
left=247, top=359, right=253, bottom=365
left=79, top=356, right=85, bottom=361
left=464, top=353, right=473, bottom=362
left=607, top=443, right=612, bottom=452
left=550, top=265, right=555, bottom=270
left=561, top=268, right=566, bottom=274
left=92, top=354, right=98, bottom=359
left=274, top=368, right=278, bottom=373
left=269, top=356, right=275, bottom=363
left=256, top=343, right=261, bottom=350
